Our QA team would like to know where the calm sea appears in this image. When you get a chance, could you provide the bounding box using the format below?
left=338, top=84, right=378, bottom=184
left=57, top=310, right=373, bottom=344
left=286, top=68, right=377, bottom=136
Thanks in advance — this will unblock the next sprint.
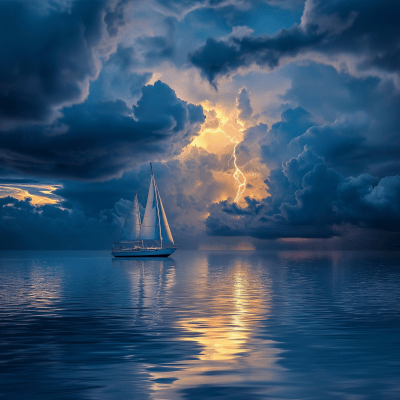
left=1, top=250, right=399, bottom=399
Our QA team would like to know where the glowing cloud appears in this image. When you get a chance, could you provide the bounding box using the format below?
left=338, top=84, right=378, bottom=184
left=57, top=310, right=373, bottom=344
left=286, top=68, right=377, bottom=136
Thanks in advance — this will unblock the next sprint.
left=0, top=184, right=63, bottom=205
left=191, top=101, right=248, bottom=203
left=189, top=95, right=267, bottom=205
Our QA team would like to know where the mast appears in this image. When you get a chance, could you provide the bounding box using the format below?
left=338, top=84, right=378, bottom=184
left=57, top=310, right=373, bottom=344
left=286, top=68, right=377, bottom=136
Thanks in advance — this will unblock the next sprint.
left=150, top=162, right=163, bottom=248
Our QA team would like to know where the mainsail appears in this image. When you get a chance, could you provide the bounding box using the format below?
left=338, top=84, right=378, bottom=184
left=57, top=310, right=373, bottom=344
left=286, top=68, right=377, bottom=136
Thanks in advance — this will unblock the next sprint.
left=120, top=193, right=141, bottom=241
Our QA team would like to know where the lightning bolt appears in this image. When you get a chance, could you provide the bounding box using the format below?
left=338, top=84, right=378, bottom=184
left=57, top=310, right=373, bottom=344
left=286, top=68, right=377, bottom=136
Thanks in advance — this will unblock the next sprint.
left=221, top=131, right=246, bottom=203
left=190, top=102, right=247, bottom=203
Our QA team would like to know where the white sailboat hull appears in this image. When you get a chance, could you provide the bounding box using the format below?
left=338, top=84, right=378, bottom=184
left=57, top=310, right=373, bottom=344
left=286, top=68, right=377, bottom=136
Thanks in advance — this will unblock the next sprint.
left=112, top=247, right=177, bottom=258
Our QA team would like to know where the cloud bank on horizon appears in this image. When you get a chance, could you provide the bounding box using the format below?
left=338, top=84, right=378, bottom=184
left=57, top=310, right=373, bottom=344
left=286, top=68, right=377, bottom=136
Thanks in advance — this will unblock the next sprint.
left=1, top=0, right=400, bottom=249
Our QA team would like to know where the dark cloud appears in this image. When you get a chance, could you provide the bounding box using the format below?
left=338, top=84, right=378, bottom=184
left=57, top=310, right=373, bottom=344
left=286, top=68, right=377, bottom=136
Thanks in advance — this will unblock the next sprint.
left=0, top=196, right=122, bottom=249
left=0, top=81, right=205, bottom=180
left=206, top=147, right=400, bottom=239
left=189, top=25, right=323, bottom=87
left=281, top=64, right=380, bottom=122
left=189, top=0, right=400, bottom=87
left=0, top=178, right=39, bottom=185
left=283, top=63, right=400, bottom=178
left=259, top=107, right=314, bottom=170
left=0, top=0, right=132, bottom=124
left=282, top=146, right=324, bottom=188
left=291, top=116, right=368, bottom=176
left=262, top=65, right=400, bottom=178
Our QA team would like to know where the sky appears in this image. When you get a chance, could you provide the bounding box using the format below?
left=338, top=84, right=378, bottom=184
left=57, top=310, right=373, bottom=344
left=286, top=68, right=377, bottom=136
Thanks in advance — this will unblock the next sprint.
left=1, top=0, right=400, bottom=250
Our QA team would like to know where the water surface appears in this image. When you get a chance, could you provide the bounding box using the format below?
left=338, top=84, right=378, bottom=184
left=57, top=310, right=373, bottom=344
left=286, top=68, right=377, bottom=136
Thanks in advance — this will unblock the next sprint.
left=1, top=250, right=399, bottom=399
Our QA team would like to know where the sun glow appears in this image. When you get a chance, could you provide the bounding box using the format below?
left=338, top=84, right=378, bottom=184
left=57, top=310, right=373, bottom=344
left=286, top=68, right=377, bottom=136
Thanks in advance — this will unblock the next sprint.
left=0, top=184, right=63, bottom=205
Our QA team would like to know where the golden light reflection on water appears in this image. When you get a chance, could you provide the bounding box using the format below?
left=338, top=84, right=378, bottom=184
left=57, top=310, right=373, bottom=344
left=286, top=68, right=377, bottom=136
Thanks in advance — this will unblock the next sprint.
left=127, top=255, right=282, bottom=399
left=177, top=262, right=259, bottom=362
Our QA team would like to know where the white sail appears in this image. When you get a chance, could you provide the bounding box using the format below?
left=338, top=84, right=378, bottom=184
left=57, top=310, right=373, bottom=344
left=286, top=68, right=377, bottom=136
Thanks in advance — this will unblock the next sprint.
left=138, top=175, right=160, bottom=241
left=120, top=193, right=141, bottom=241
left=155, top=185, right=174, bottom=243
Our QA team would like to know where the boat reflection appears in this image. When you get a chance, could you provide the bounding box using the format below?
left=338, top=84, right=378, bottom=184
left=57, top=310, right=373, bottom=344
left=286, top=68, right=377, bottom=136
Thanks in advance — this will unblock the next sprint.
left=112, top=257, right=176, bottom=323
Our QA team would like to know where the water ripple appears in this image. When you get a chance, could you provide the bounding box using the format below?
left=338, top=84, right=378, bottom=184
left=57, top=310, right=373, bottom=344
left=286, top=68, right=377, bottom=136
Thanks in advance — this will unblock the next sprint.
left=0, top=250, right=399, bottom=399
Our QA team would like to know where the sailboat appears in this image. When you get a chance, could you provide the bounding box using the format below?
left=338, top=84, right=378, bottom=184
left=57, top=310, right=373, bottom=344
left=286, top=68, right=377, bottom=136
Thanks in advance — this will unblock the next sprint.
left=112, top=163, right=177, bottom=257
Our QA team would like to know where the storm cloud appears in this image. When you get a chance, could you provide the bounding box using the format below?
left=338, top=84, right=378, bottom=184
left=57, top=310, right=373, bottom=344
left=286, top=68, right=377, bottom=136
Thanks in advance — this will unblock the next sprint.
left=189, top=0, right=400, bottom=87
left=206, top=147, right=400, bottom=239
left=0, top=81, right=204, bottom=180
left=190, top=25, right=323, bottom=88
left=0, top=195, right=126, bottom=249
left=1, top=0, right=400, bottom=249
left=207, top=67, right=400, bottom=241
left=0, top=0, right=134, bottom=124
